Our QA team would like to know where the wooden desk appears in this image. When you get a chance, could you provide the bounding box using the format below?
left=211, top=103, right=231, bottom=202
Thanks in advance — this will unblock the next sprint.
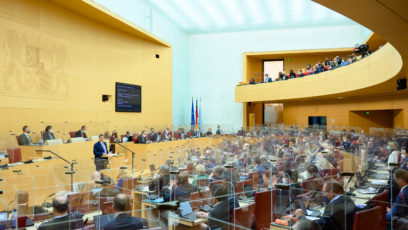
left=270, top=223, right=293, bottom=230
left=116, top=137, right=222, bottom=171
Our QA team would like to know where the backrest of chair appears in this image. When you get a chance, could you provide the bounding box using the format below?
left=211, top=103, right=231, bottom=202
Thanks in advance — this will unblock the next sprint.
left=33, top=212, right=52, bottom=222
left=7, top=148, right=22, bottom=163
left=249, top=171, right=260, bottom=188
left=69, top=131, right=76, bottom=138
left=17, top=216, right=27, bottom=228
left=189, top=192, right=201, bottom=211
left=122, top=178, right=138, bottom=195
left=372, top=189, right=389, bottom=230
left=353, top=206, right=382, bottom=230
left=302, top=177, right=322, bottom=193
left=68, top=193, right=82, bottom=212
left=15, top=136, right=21, bottom=145
left=120, top=135, right=125, bottom=142
left=101, top=201, right=114, bottom=215
left=174, top=132, right=179, bottom=139
left=254, top=190, right=272, bottom=230
left=209, top=180, right=226, bottom=190
left=196, top=178, right=209, bottom=188
left=230, top=203, right=256, bottom=230
left=187, top=163, right=194, bottom=174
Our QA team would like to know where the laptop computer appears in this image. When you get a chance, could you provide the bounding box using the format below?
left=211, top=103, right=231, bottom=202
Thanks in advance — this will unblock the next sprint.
left=0, top=211, right=8, bottom=221
left=297, top=200, right=322, bottom=217
left=179, top=201, right=197, bottom=220
left=94, top=214, right=116, bottom=229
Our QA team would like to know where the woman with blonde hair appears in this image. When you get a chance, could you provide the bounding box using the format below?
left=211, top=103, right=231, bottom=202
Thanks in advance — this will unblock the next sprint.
left=115, top=167, right=130, bottom=191
left=192, top=164, right=209, bottom=186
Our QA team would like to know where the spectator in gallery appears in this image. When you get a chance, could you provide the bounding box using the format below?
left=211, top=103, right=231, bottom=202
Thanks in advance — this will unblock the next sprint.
left=216, top=125, right=223, bottom=135
left=264, top=74, right=272, bottom=82
left=289, top=69, right=296, bottom=78
left=298, top=70, right=304, bottom=77
left=206, top=128, right=213, bottom=136
left=249, top=78, right=256, bottom=84
left=325, top=57, right=330, bottom=66
left=306, top=64, right=313, bottom=72
left=148, top=128, right=157, bottom=142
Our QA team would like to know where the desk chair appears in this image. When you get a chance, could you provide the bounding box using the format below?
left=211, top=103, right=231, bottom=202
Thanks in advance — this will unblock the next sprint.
left=15, top=136, right=21, bottom=145
left=190, top=190, right=211, bottom=211
left=196, top=178, right=210, bottom=188
left=372, top=189, right=389, bottom=230
left=235, top=180, right=252, bottom=198
left=254, top=189, right=277, bottom=230
left=101, top=201, right=114, bottom=215
left=353, top=206, right=382, bottom=230
left=209, top=180, right=226, bottom=190
left=230, top=203, right=256, bottom=230
left=248, top=171, right=260, bottom=190
left=7, top=148, right=22, bottom=163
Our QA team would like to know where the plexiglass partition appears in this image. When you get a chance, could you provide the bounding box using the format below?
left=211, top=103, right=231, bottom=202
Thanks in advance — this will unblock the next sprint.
left=0, top=124, right=407, bottom=229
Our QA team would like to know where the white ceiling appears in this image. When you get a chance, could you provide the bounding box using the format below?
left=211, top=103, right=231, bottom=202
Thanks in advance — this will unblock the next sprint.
left=146, top=0, right=357, bottom=33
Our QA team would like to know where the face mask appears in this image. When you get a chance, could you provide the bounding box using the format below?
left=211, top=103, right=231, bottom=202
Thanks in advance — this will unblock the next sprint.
left=401, top=154, right=406, bottom=159
left=50, top=130, right=53, bottom=133
left=322, top=195, right=331, bottom=204
left=83, top=130, right=87, bottom=133
left=387, top=146, right=392, bottom=151
left=27, top=130, right=31, bottom=134
left=306, top=172, right=311, bottom=178
left=282, top=178, right=288, bottom=184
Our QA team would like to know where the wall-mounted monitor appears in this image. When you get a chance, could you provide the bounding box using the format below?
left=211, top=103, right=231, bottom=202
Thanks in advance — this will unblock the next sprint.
left=115, top=82, right=141, bottom=112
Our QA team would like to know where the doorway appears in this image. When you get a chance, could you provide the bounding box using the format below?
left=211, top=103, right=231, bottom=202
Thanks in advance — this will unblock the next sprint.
left=263, top=60, right=283, bottom=81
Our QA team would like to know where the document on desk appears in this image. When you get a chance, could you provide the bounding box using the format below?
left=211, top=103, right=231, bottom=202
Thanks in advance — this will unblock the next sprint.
left=356, top=187, right=377, bottom=194
left=369, top=179, right=388, bottom=185
left=306, top=216, right=320, bottom=221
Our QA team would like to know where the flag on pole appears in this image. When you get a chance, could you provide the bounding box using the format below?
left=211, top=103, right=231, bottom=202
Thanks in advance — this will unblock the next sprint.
left=195, top=98, right=199, bottom=127
left=191, top=98, right=195, bottom=128
left=198, top=98, right=202, bottom=129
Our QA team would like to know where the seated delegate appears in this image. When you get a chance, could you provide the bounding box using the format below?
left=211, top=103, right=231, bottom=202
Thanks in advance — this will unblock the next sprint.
left=102, top=194, right=143, bottom=230
left=295, top=181, right=356, bottom=230
left=38, top=196, right=83, bottom=230
left=19, top=125, right=33, bottom=145
left=42, top=125, right=55, bottom=141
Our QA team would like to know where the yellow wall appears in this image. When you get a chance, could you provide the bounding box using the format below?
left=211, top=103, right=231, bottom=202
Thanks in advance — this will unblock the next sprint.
left=0, top=0, right=172, bottom=147
left=283, top=93, right=408, bottom=130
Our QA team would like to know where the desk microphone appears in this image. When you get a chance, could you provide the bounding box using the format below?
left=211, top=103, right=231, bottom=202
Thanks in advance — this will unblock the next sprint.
left=42, top=192, right=56, bottom=207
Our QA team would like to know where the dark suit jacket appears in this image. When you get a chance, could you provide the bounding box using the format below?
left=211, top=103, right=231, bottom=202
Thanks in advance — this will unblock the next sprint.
left=137, top=135, right=146, bottom=144
left=193, top=131, right=203, bottom=137
left=103, top=213, right=143, bottom=230
left=74, top=130, right=87, bottom=138
left=42, top=132, right=55, bottom=141
left=149, top=174, right=170, bottom=195
left=208, top=197, right=240, bottom=230
left=164, top=183, right=198, bottom=202
left=37, top=212, right=83, bottom=230
left=93, top=141, right=108, bottom=157
left=318, top=195, right=356, bottom=230
left=148, top=133, right=157, bottom=142
left=19, top=133, right=32, bottom=145
left=216, top=129, right=223, bottom=135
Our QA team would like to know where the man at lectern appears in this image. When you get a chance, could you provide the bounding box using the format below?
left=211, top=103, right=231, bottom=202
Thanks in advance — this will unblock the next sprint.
left=93, top=134, right=108, bottom=171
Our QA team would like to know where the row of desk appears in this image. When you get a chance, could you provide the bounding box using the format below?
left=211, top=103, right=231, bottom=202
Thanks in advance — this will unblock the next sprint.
left=0, top=137, right=222, bottom=212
